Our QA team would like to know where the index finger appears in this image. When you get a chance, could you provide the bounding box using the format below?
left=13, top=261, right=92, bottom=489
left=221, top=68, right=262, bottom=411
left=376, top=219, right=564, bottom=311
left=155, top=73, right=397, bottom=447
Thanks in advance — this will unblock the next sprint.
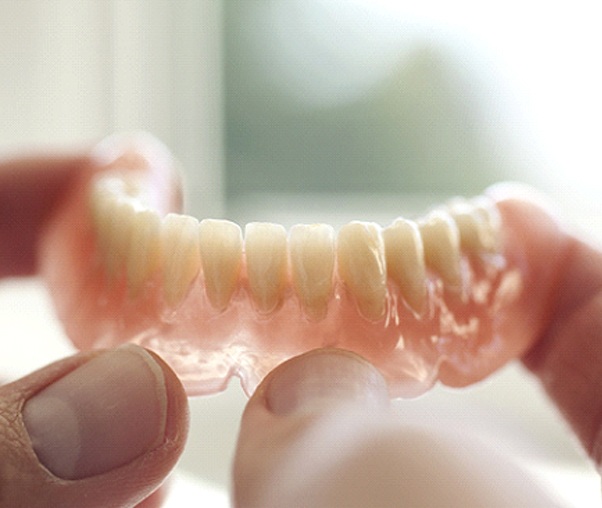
left=522, top=225, right=602, bottom=466
left=490, top=183, right=602, bottom=467
left=0, top=154, right=88, bottom=278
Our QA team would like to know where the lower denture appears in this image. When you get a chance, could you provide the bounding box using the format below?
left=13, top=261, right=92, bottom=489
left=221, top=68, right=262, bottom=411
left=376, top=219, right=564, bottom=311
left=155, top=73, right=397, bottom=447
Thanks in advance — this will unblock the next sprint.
left=38, top=134, right=567, bottom=397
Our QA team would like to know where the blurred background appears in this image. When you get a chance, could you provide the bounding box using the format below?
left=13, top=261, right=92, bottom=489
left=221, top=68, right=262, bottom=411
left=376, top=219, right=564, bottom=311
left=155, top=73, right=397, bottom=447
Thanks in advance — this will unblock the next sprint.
left=1, top=1, right=601, bottom=505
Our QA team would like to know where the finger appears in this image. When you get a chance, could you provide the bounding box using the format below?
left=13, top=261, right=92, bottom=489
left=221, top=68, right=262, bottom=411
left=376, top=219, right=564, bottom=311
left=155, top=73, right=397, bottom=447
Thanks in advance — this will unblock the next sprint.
left=487, top=184, right=602, bottom=468
left=233, top=349, right=389, bottom=507
left=521, top=233, right=602, bottom=465
left=0, top=153, right=88, bottom=278
left=233, top=349, right=556, bottom=507
left=0, top=344, right=189, bottom=507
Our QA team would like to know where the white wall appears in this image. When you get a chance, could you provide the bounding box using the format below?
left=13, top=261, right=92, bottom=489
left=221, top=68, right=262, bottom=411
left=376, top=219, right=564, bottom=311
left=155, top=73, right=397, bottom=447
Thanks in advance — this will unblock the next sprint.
left=0, top=0, right=223, bottom=216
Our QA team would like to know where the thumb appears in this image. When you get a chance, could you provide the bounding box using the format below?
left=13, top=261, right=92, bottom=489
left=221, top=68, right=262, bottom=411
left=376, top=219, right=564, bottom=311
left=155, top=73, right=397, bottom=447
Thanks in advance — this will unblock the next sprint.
left=0, top=345, right=188, bottom=507
left=233, top=349, right=557, bottom=508
left=233, top=349, right=390, bottom=507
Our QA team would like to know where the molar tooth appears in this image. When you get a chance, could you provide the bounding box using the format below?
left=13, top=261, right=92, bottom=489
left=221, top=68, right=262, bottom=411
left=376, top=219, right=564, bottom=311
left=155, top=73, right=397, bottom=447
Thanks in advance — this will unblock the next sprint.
left=98, top=172, right=145, bottom=196
left=337, top=221, right=387, bottom=321
left=244, top=222, right=288, bottom=314
left=160, top=213, right=201, bottom=307
left=104, top=197, right=137, bottom=279
left=89, top=183, right=116, bottom=261
left=198, top=219, right=243, bottom=311
left=448, top=197, right=500, bottom=253
left=470, top=196, right=501, bottom=252
left=289, top=224, right=335, bottom=321
left=419, top=210, right=462, bottom=288
left=383, top=218, right=427, bottom=314
left=126, top=209, right=162, bottom=297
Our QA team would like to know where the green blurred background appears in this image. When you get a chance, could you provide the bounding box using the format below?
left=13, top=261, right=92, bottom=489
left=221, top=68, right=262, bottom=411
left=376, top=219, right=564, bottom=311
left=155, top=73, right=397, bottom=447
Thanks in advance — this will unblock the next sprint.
left=223, top=0, right=521, bottom=199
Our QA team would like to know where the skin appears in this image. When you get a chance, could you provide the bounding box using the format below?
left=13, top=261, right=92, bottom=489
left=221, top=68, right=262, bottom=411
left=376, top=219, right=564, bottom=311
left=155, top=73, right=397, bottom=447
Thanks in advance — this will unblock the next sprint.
left=1, top=148, right=601, bottom=506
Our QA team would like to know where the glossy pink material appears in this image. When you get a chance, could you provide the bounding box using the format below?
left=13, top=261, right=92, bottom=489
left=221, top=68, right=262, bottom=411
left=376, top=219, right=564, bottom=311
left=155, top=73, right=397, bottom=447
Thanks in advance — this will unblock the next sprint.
left=39, top=136, right=565, bottom=397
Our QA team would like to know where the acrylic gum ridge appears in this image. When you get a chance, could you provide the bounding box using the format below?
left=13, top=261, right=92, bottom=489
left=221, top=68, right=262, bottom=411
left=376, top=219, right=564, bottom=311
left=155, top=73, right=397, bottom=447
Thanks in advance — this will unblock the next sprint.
left=89, top=170, right=502, bottom=322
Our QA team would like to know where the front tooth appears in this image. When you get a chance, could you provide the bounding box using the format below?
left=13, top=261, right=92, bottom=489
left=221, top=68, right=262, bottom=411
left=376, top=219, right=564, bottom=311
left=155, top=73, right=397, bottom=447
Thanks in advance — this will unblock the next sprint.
left=245, top=222, right=288, bottom=314
left=337, top=221, right=387, bottom=321
left=104, top=197, right=137, bottom=279
left=448, top=197, right=500, bottom=253
left=160, top=213, right=201, bottom=306
left=382, top=219, right=427, bottom=313
left=419, top=210, right=462, bottom=288
left=198, top=219, right=243, bottom=311
left=126, top=209, right=162, bottom=297
left=289, top=224, right=335, bottom=321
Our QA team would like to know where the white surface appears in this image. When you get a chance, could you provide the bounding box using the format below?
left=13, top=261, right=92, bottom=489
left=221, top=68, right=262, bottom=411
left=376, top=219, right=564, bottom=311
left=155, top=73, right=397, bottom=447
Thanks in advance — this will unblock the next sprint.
left=0, top=0, right=224, bottom=219
left=1, top=279, right=600, bottom=506
left=163, top=473, right=228, bottom=507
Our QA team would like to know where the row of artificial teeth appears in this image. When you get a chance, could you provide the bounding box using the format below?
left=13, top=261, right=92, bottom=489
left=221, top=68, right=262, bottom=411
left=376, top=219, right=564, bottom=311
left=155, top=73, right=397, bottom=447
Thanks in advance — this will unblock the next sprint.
left=89, top=177, right=500, bottom=321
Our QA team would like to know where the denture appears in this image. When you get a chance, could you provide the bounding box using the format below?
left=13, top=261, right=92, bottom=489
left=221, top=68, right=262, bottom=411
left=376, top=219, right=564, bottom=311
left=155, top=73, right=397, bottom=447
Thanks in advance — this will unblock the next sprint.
left=39, top=134, right=568, bottom=397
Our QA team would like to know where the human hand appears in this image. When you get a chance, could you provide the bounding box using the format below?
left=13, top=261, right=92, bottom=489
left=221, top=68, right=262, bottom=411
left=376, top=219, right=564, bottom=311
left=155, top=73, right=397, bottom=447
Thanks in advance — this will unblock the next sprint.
left=3, top=149, right=599, bottom=507
left=232, top=188, right=602, bottom=507
left=0, top=154, right=189, bottom=507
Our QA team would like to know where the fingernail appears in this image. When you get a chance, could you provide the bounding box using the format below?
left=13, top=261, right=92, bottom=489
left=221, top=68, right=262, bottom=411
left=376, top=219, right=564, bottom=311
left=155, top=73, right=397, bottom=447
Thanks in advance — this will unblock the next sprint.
left=22, top=345, right=167, bottom=480
left=265, top=349, right=389, bottom=415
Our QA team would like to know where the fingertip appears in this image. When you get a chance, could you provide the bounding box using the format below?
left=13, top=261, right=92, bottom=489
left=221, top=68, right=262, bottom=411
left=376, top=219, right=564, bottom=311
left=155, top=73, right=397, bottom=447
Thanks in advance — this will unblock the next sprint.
left=260, top=349, right=389, bottom=416
left=144, top=347, right=190, bottom=448
left=489, top=183, right=602, bottom=470
left=237, top=348, right=389, bottom=460
left=234, top=349, right=389, bottom=507
left=0, top=346, right=189, bottom=507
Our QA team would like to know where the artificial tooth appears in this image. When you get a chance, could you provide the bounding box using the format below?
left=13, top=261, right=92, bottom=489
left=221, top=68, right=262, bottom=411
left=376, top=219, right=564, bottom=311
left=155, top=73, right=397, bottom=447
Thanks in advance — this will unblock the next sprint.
left=198, top=219, right=243, bottom=311
left=89, top=183, right=116, bottom=259
left=289, top=224, right=335, bottom=321
left=92, top=173, right=142, bottom=203
left=160, top=213, right=201, bottom=307
left=126, top=209, right=162, bottom=297
left=382, top=218, right=427, bottom=313
left=245, top=222, right=288, bottom=314
left=104, top=197, right=137, bottom=279
left=419, top=210, right=462, bottom=288
left=470, top=196, right=501, bottom=252
left=447, top=197, right=499, bottom=253
left=337, top=221, right=387, bottom=321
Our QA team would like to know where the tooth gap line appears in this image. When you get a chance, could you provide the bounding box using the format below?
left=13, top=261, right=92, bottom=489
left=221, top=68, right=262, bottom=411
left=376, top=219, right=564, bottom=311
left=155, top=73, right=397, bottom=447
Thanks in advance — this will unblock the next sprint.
left=88, top=176, right=502, bottom=318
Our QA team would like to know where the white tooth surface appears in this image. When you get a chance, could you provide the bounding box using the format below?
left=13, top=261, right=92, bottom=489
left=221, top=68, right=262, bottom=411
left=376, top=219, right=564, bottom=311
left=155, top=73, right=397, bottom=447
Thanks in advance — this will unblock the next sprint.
left=94, top=173, right=144, bottom=198
left=448, top=197, right=500, bottom=253
left=289, top=224, right=335, bottom=321
left=90, top=183, right=116, bottom=260
left=337, top=221, right=387, bottom=321
left=470, top=196, right=501, bottom=252
left=90, top=175, right=149, bottom=262
left=161, top=213, right=201, bottom=306
left=245, top=222, right=288, bottom=314
left=383, top=218, right=427, bottom=313
left=126, top=209, right=162, bottom=297
left=104, top=197, right=137, bottom=279
left=198, top=219, right=243, bottom=311
left=419, top=210, right=462, bottom=288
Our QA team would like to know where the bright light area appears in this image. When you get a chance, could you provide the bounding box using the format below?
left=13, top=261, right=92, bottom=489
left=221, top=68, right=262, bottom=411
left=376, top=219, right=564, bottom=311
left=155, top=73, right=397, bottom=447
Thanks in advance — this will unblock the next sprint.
left=255, top=0, right=602, bottom=236
left=367, top=0, right=602, bottom=199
